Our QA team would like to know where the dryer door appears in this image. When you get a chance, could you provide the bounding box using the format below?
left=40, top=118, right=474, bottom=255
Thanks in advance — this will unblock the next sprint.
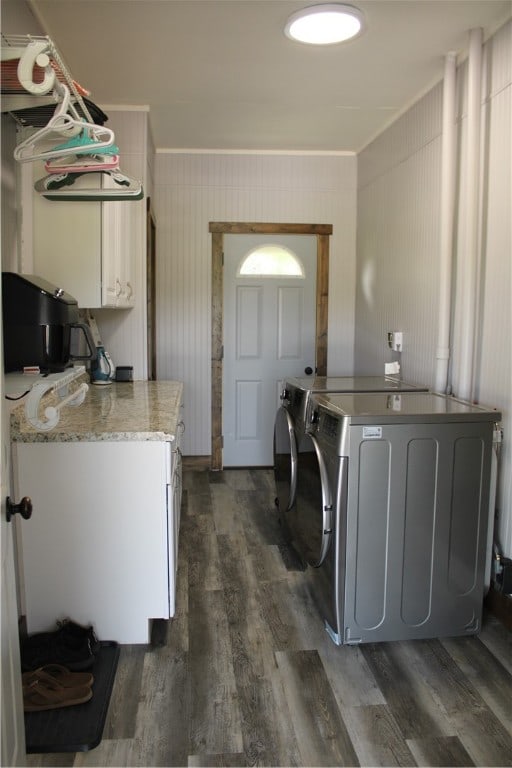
left=273, top=406, right=297, bottom=515
left=292, top=433, right=332, bottom=568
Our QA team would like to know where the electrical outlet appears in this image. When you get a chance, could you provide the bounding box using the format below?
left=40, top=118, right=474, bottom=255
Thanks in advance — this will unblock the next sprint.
left=387, top=331, right=403, bottom=352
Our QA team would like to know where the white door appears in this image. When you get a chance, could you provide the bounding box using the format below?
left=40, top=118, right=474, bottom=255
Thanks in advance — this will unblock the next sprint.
left=1, top=327, right=27, bottom=764
left=223, top=234, right=317, bottom=466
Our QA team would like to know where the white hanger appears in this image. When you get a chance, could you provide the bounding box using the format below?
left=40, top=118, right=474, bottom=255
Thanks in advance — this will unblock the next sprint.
left=14, top=114, right=116, bottom=163
left=52, top=83, right=82, bottom=122
left=35, top=82, right=85, bottom=139
left=13, top=84, right=115, bottom=163
left=34, top=169, right=144, bottom=201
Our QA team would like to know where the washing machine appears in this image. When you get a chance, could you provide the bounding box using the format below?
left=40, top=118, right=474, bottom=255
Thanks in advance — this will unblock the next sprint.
left=273, top=376, right=429, bottom=528
left=295, top=391, right=501, bottom=645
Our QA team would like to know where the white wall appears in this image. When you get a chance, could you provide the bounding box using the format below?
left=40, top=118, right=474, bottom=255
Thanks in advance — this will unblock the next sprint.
left=355, top=21, right=511, bottom=558
left=155, top=153, right=357, bottom=456
left=356, top=84, right=443, bottom=384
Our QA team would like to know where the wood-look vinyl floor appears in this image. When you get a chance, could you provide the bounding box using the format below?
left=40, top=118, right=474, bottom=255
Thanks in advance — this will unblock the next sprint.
left=27, top=469, right=512, bottom=767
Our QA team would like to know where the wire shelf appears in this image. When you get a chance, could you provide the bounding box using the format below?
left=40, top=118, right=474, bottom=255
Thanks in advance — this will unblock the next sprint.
left=1, top=33, right=93, bottom=125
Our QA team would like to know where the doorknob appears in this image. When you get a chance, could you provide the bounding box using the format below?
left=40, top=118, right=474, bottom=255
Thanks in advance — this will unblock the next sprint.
left=304, top=366, right=314, bottom=375
left=6, top=496, right=32, bottom=523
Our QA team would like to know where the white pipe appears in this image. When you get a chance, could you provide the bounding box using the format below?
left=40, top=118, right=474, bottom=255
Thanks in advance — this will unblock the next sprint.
left=457, top=28, right=483, bottom=402
left=434, top=52, right=457, bottom=394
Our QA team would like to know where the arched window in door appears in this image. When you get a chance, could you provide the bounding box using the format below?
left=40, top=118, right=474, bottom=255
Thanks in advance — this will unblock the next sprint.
left=238, top=244, right=304, bottom=277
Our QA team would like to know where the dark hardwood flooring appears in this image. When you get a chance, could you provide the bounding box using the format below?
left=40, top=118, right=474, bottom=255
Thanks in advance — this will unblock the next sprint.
left=27, top=469, right=512, bottom=767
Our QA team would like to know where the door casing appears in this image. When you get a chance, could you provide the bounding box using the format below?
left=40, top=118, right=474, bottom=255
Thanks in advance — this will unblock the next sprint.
left=210, top=221, right=332, bottom=470
left=146, top=198, right=157, bottom=381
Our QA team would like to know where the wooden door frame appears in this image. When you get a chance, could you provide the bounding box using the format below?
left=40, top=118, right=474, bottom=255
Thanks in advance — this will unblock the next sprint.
left=146, top=198, right=157, bottom=380
left=209, top=221, right=332, bottom=471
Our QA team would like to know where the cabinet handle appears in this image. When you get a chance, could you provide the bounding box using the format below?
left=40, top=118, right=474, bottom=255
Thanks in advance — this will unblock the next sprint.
left=115, top=279, right=122, bottom=297
left=6, top=496, right=33, bottom=522
left=126, top=282, right=133, bottom=299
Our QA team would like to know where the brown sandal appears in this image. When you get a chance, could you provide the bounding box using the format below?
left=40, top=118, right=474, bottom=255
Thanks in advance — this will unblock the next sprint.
left=23, top=676, right=92, bottom=712
left=23, top=663, right=93, bottom=689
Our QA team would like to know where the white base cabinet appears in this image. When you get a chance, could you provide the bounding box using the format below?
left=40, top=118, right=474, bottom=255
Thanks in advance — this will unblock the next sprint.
left=14, top=439, right=180, bottom=644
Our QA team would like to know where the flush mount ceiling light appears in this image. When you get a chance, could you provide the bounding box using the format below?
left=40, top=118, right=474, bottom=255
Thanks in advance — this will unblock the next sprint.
left=284, top=3, right=365, bottom=45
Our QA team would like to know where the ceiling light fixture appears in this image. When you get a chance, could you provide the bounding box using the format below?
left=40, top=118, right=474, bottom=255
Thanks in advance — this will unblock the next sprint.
left=284, top=3, right=365, bottom=45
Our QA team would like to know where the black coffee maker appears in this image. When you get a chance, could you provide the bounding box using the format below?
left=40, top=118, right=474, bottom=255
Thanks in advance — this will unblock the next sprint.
left=2, top=272, right=96, bottom=373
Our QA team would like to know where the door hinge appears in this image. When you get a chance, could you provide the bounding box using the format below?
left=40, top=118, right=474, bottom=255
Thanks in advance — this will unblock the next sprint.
left=220, top=345, right=224, bottom=360
left=221, top=435, right=224, bottom=448
left=222, top=252, right=224, bottom=266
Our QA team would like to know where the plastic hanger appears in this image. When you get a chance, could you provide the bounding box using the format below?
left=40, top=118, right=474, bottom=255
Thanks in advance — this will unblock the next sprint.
left=14, top=109, right=116, bottom=163
left=48, top=130, right=120, bottom=158
left=45, top=153, right=120, bottom=174
left=32, top=81, right=86, bottom=140
left=14, top=116, right=115, bottom=163
left=34, top=169, right=144, bottom=201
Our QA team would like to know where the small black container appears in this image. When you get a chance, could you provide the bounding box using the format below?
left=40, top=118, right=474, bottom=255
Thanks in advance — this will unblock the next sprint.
left=115, top=366, right=133, bottom=382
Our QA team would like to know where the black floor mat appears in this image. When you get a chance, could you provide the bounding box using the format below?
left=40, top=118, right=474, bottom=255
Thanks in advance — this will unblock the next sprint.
left=24, top=641, right=120, bottom=753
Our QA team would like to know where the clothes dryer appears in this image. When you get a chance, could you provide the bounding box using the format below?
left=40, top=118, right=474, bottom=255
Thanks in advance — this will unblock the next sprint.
left=295, top=391, right=501, bottom=645
left=273, top=376, right=428, bottom=524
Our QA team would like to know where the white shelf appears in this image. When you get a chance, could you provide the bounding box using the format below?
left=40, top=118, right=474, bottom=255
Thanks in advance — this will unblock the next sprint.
left=1, top=34, right=92, bottom=123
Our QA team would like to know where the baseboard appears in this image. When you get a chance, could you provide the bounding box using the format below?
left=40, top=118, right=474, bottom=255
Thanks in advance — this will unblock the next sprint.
left=485, top=583, right=512, bottom=631
left=182, top=455, right=211, bottom=470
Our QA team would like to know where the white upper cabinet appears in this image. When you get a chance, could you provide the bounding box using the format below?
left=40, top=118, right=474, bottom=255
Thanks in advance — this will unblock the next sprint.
left=100, top=179, right=137, bottom=308
left=32, top=165, right=136, bottom=309
left=27, top=109, right=149, bottom=311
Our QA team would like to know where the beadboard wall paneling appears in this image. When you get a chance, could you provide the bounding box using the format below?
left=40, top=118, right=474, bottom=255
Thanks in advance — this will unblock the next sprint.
left=355, top=86, right=442, bottom=385
left=473, top=68, right=511, bottom=558
left=155, top=153, right=357, bottom=457
left=355, top=20, right=512, bottom=557
left=358, top=82, right=443, bottom=189
left=475, top=88, right=511, bottom=406
left=450, top=25, right=511, bottom=557
left=100, top=108, right=149, bottom=158
left=483, top=18, right=512, bottom=104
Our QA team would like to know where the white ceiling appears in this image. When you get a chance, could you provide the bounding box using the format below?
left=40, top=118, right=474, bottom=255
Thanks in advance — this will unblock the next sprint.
left=25, top=0, right=512, bottom=152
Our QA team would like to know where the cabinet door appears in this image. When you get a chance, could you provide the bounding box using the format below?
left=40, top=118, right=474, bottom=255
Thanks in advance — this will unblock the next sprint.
left=117, top=197, right=136, bottom=308
left=101, top=176, right=136, bottom=308
left=101, top=189, right=123, bottom=307
left=31, top=165, right=135, bottom=309
left=14, top=440, right=170, bottom=644
left=173, top=448, right=182, bottom=568
left=33, top=163, right=102, bottom=307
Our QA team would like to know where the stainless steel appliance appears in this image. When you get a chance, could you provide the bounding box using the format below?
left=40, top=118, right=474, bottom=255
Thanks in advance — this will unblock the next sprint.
left=273, top=376, right=429, bottom=522
left=296, top=391, right=501, bottom=645
left=2, top=272, right=95, bottom=372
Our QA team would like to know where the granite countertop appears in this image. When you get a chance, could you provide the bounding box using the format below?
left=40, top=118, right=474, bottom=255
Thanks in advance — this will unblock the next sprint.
left=11, top=379, right=183, bottom=443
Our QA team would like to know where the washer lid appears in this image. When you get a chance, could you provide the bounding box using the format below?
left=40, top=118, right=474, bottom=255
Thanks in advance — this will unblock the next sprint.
left=285, top=375, right=429, bottom=393
left=313, top=391, right=501, bottom=424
